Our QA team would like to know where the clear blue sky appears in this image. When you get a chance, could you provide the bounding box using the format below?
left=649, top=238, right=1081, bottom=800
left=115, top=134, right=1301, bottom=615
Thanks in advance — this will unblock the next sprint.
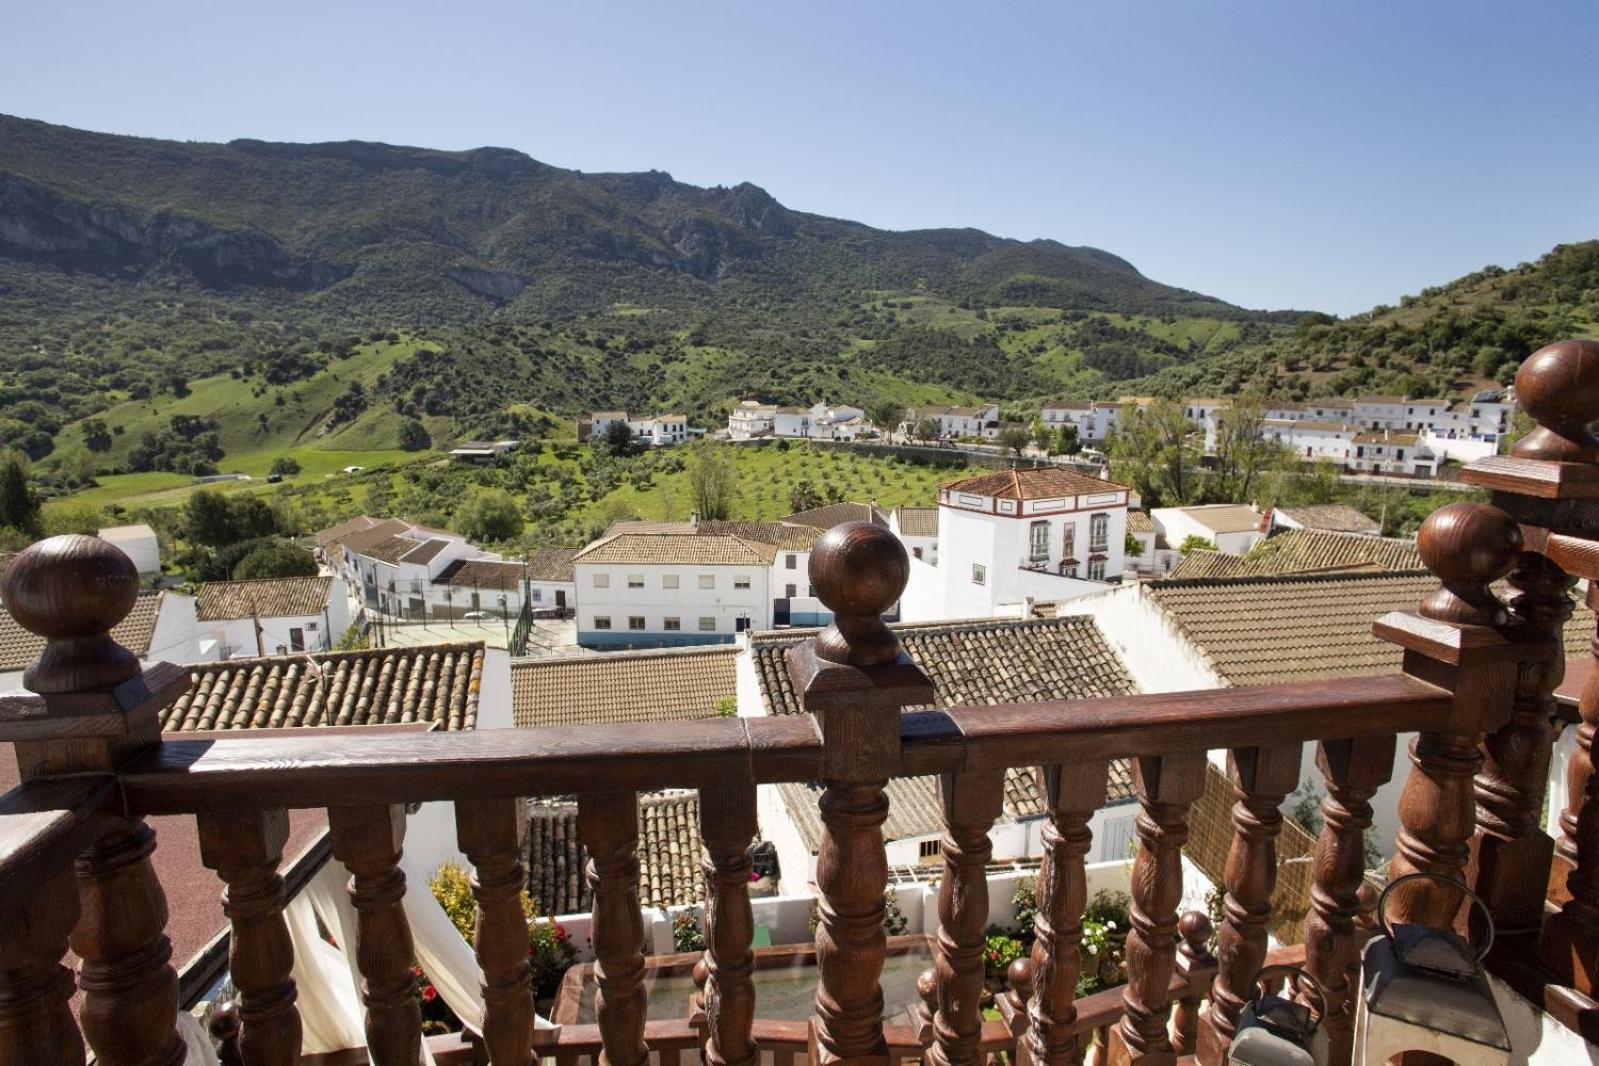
left=6, top=1, right=1596, bottom=315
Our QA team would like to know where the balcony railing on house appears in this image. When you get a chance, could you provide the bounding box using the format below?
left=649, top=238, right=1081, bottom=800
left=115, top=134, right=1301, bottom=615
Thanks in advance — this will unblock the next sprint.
left=3, top=341, right=1599, bottom=1066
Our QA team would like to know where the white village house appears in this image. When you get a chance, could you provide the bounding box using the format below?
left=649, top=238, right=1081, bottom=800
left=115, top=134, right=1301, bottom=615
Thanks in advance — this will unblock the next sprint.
left=194, top=575, right=351, bottom=658
left=1149, top=503, right=1266, bottom=556
left=98, top=523, right=162, bottom=576
left=0, top=589, right=203, bottom=693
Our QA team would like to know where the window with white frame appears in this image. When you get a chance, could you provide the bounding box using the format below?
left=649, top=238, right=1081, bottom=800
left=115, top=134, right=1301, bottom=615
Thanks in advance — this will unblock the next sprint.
left=972, top=563, right=986, bottom=586
left=1029, top=520, right=1048, bottom=562
left=663, top=573, right=679, bottom=589
left=699, top=616, right=716, bottom=632
left=734, top=575, right=751, bottom=590
left=592, top=573, right=609, bottom=589
left=1063, top=523, right=1075, bottom=558
left=698, top=574, right=715, bottom=590
left=593, top=616, right=612, bottom=630
left=1088, top=558, right=1106, bottom=581
left=1089, top=513, right=1109, bottom=553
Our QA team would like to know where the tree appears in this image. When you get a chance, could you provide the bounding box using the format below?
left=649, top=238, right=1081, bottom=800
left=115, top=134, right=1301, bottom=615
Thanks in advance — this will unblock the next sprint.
left=998, top=427, right=1030, bottom=458
left=869, top=402, right=904, bottom=440
left=788, top=477, right=824, bottom=514
left=1106, top=400, right=1200, bottom=508
left=602, top=420, right=635, bottom=456
left=1056, top=424, right=1082, bottom=456
left=913, top=418, right=941, bottom=444
left=181, top=490, right=233, bottom=547
left=398, top=418, right=432, bottom=452
left=0, top=452, right=42, bottom=537
left=81, top=418, right=113, bottom=453
left=269, top=456, right=301, bottom=477
left=1210, top=394, right=1290, bottom=504
left=231, top=541, right=318, bottom=580
left=686, top=440, right=738, bottom=520
left=1031, top=418, right=1053, bottom=453
left=1178, top=534, right=1215, bottom=554
left=454, top=489, right=524, bottom=542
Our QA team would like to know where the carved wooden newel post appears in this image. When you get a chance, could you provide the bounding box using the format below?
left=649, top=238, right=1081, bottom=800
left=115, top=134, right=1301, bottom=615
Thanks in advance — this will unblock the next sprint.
left=1374, top=503, right=1522, bottom=932
left=0, top=535, right=197, bottom=1066
left=787, top=522, right=932, bottom=1066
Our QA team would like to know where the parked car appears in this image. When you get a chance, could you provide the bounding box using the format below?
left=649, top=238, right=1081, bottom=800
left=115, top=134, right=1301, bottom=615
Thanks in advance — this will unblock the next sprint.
left=462, top=610, right=493, bottom=621
left=341, top=465, right=365, bottom=474
left=266, top=473, right=283, bottom=484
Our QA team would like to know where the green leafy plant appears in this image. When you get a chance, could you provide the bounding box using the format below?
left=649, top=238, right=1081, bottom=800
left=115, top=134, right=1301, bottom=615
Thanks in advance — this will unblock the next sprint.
left=983, top=927, right=1025, bottom=983
left=672, top=910, right=706, bottom=952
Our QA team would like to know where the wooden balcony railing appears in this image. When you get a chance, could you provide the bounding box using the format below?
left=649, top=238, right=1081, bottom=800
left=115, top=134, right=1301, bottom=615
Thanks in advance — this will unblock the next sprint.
left=5, top=340, right=1599, bottom=1064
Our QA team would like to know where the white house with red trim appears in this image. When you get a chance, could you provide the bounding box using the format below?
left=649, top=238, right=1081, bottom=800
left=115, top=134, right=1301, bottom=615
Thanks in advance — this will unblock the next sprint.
left=905, top=467, right=1130, bottom=621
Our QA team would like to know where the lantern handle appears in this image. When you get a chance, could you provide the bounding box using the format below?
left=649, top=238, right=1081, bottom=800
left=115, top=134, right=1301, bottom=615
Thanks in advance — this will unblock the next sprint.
left=1249, top=964, right=1326, bottom=1034
left=1375, top=871, right=1495, bottom=964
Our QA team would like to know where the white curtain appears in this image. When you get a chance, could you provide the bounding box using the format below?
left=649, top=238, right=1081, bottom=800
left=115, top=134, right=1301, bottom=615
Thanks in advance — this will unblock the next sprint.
left=284, top=851, right=557, bottom=1062
left=177, top=1011, right=219, bottom=1066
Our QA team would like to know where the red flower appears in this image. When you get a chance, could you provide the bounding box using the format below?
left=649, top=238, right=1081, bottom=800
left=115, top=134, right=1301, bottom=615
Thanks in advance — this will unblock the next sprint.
left=422, top=985, right=438, bottom=1003
left=410, top=965, right=424, bottom=977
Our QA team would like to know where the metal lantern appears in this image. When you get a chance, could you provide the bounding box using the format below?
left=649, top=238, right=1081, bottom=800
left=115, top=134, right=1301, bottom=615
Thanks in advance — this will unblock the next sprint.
left=1353, top=872, right=1511, bottom=1065
left=1228, top=965, right=1328, bottom=1066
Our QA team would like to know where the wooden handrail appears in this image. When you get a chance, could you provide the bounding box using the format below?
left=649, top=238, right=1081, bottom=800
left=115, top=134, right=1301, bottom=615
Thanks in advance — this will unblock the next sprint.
left=107, top=674, right=1452, bottom=817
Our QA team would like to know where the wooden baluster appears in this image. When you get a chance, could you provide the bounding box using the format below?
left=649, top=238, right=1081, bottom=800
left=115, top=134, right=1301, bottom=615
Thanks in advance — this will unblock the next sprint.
left=700, top=781, right=759, bottom=1066
left=197, top=809, right=302, bottom=1066
left=1375, top=502, right=1521, bottom=931
left=1027, top=762, right=1109, bottom=1066
left=1168, top=912, right=1212, bottom=1058
left=0, top=863, right=84, bottom=1065
left=786, top=521, right=932, bottom=1065
left=931, top=769, right=1006, bottom=1066
left=0, top=536, right=193, bottom=1066
left=1198, top=743, right=1300, bottom=1061
left=328, top=804, right=423, bottom=1066
left=456, top=797, right=535, bottom=1066
left=1545, top=582, right=1599, bottom=993
left=579, top=791, right=648, bottom=1066
left=1302, top=735, right=1394, bottom=1066
left=1109, top=752, right=1204, bottom=1066
left=1475, top=549, right=1573, bottom=959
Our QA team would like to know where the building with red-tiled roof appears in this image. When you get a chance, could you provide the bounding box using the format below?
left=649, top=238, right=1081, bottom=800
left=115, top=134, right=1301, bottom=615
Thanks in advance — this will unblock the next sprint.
left=195, top=575, right=350, bottom=658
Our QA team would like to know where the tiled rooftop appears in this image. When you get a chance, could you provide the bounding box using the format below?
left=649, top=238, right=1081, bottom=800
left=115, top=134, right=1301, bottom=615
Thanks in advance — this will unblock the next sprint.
left=699, top=521, right=822, bottom=552
left=753, top=616, right=1139, bottom=848
left=942, top=467, right=1127, bottom=500
left=781, top=502, right=889, bottom=531
left=892, top=507, right=939, bottom=537
left=360, top=534, right=429, bottom=565
left=574, top=532, right=776, bottom=566
left=160, top=642, right=484, bottom=732
left=1159, top=503, right=1263, bottom=534
left=511, top=645, right=736, bottom=729
left=525, top=547, right=580, bottom=583
left=0, top=591, right=163, bottom=671
left=328, top=517, right=413, bottom=555
left=195, top=576, right=332, bottom=622
left=1167, top=529, right=1423, bottom=580
left=315, top=514, right=381, bottom=548
left=399, top=538, right=451, bottom=565
left=1272, top=504, right=1382, bottom=534
left=1126, top=511, right=1157, bottom=534
left=526, top=791, right=707, bottom=914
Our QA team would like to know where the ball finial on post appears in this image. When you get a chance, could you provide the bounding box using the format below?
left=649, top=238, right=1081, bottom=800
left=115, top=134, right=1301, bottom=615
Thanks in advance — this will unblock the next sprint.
left=808, top=521, right=910, bottom=666
left=2, top=534, right=142, bottom=693
left=1512, top=338, right=1599, bottom=463
left=1416, top=502, right=1521, bottom=626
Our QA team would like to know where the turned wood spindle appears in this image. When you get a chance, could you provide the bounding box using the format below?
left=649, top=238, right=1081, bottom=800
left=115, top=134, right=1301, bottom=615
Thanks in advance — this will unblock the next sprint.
left=1027, top=762, right=1109, bottom=1066
left=1198, top=744, right=1300, bottom=1062
left=699, top=781, right=759, bottom=1066
left=1475, top=549, right=1573, bottom=957
left=455, top=797, right=535, bottom=1066
left=786, top=522, right=932, bottom=1065
left=931, top=769, right=1005, bottom=1066
left=1111, top=752, right=1205, bottom=1066
left=579, top=791, right=649, bottom=1066
left=0, top=863, right=84, bottom=1065
left=1386, top=502, right=1521, bottom=929
left=1545, top=581, right=1599, bottom=992
left=197, top=809, right=302, bottom=1066
left=328, top=804, right=423, bottom=1066
left=3, top=536, right=187, bottom=1066
left=1302, top=736, right=1394, bottom=1066
left=1169, top=912, right=1213, bottom=1058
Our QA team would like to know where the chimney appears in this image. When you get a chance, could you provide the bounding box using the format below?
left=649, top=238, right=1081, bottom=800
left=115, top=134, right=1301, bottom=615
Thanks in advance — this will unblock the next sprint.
left=690, top=510, right=699, bottom=531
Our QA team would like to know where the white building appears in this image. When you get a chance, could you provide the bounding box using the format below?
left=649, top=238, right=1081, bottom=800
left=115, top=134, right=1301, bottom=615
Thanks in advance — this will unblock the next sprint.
left=1349, top=430, right=1438, bottom=477
left=903, top=403, right=1002, bottom=440
left=1260, top=418, right=1359, bottom=461
left=889, top=506, right=939, bottom=566
left=805, top=401, right=870, bottom=440
left=0, top=590, right=204, bottom=693
left=727, top=400, right=777, bottom=440
left=573, top=531, right=776, bottom=647
left=1150, top=504, right=1265, bottom=556
left=1268, top=504, right=1382, bottom=537
left=448, top=440, right=519, bottom=463
left=586, top=411, right=688, bottom=446
left=194, top=575, right=351, bottom=658
left=922, top=467, right=1131, bottom=622
left=1352, top=395, right=1408, bottom=429
left=97, top=524, right=161, bottom=576
left=1125, top=511, right=1180, bottom=577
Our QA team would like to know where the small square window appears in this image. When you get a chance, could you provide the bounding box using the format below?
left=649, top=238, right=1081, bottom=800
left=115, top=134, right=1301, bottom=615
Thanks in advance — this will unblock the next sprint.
left=531, top=588, right=542, bottom=601
left=785, top=584, right=797, bottom=598
left=593, top=616, right=611, bottom=630
left=663, top=574, right=679, bottom=589
left=627, top=574, right=644, bottom=589
left=785, top=554, right=797, bottom=569
left=699, top=616, right=716, bottom=632
left=592, top=573, right=609, bottom=589
left=628, top=616, right=646, bottom=630
left=698, top=575, right=715, bottom=590
left=972, top=563, right=987, bottom=586
left=734, top=576, right=751, bottom=590
left=664, top=617, right=681, bottom=631
left=918, top=839, right=941, bottom=861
